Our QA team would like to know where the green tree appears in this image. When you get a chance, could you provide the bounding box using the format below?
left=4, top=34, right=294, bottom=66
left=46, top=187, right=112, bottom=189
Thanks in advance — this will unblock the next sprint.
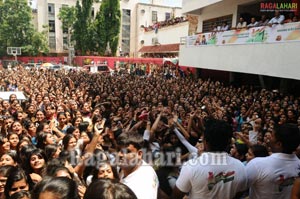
left=23, top=26, right=49, bottom=56
left=0, top=0, right=48, bottom=56
left=73, top=0, right=93, bottom=55
left=58, top=6, right=76, bottom=49
left=94, top=0, right=121, bottom=56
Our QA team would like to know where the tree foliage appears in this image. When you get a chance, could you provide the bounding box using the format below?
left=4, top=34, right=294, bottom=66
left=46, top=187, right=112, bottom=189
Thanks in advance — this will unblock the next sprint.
left=94, top=0, right=121, bottom=56
left=0, top=0, right=48, bottom=56
left=73, top=0, right=94, bottom=55
left=73, top=0, right=121, bottom=56
left=58, top=6, right=76, bottom=48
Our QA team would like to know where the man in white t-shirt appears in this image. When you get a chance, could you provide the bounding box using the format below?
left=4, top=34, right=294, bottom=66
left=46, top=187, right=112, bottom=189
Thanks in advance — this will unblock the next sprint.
left=268, top=10, right=285, bottom=27
left=173, top=119, right=247, bottom=199
left=246, top=123, right=300, bottom=199
left=117, top=133, right=158, bottom=199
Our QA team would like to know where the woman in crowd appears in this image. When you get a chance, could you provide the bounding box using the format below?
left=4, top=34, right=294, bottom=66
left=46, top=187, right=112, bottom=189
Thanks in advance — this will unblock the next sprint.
left=0, top=151, right=18, bottom=167
left=7, top=133, right=19, bottom=152
left=32, top=177, right=80, bottom=199
left=84, top=179, right=137, bottom=199
left=0, top=135, right=10, bottom=157
left=4, top=167, right=33, bottom=199
left=0, top=165, right=15, bottom=199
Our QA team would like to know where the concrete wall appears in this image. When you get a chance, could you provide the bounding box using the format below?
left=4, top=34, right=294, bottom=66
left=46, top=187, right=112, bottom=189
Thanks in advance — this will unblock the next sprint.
left=179, top=42, right=300, bottom=80
left=141, top=21, right=188, bottom=46
left=179, top=0, right=300, bottom=80
left=135, top=3, right=183, bottom=56
left=196, top=0, right=259, bottom=33
left=182, top=0, right=223, bottom=14
left=35, top=0, right=182, bottom=56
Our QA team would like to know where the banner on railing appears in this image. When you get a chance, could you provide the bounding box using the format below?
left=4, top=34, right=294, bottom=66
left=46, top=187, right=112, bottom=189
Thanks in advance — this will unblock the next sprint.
left=187, top=32, right=217, bottom=47
left=186, top=22, right=300, bottom=46
left=217, top=29, right=250, bottom=45
left=267, top=22, right=300, bottom=43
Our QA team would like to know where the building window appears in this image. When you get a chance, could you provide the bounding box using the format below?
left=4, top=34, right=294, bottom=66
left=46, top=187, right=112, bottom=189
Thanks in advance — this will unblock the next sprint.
left=48, top=4, right=54, bottom=14
left=165, top=12, right=171, bottom=21
left=63, top=36, right=68, bottom=50
left=152, top=11, right=157, bottom=23
left=92, top=7, right=95, bottom=18
left=122, top=9, right=131, bottom=24
left=49, top=20, right=55, bottom=32
left=49, top=36, right=56, bottom=49
left=203, top=14, right=233, bottom=33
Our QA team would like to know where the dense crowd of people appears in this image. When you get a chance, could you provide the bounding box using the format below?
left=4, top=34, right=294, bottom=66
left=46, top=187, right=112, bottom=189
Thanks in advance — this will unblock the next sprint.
left=0, top=65, right=299, bottom=199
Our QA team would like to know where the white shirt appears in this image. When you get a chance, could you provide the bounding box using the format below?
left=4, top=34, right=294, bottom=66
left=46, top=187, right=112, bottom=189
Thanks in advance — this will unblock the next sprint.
left=236, top=21, right=247, bottom=29
left=120, top=160, right=159, bottom=199
left=249, top=130, right=258, bottom=144
left=247, top=153, right=300, bottom=199
left=176, top=152, right=247, bottom=199
left=269, top=15, right=285, bottom=26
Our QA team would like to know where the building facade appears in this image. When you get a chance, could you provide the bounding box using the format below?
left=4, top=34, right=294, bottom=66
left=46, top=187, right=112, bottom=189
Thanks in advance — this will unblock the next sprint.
left=32, top=0, right=184, bottom=57
left=179, top=0, right=300, bottom=81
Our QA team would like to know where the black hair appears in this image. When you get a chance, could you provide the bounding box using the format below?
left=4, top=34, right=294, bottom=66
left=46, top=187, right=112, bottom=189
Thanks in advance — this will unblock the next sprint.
left=84, top=179, right=137, bottom=199
left=45, top=165, right=74, bottom=180
left=234, top=143, right=248, bottom=161
left=25, top=148, right=47, bottom=174
left=66, top=126, right=76, bottom=134
left=250, top=144, right=269, bottom=158
left=36, top=131, right=51, bottom=150
left=203, top=119, right=233, bottom=152
left=0, top=134, right=8, bottom=145
left=4, top=167, right=34, bottom=199
left=17, top=144, right=36, bottom=166
left=91, top=160, right=119, bottom=182
left=0, top=151, right=18, bottom=166
left=36, top=122, right=49, bottom=134
left=45, top=158, right=66, bottom=177
left=62, top=134, right=75, bottom=150
left=0, top=165, right=15, bottom=177
left=32, top=177, right=80, bottom=199
left=273, top=123, right=300, bottom=154
left=78, top=121, right=89, bottom=132
left=10, top=190, right=31, bottom=199
left=44, top=144, right=60, bottom=161
left=117, top=132, right=144, bottom=150
left=83, top=149, right=109, bottom=184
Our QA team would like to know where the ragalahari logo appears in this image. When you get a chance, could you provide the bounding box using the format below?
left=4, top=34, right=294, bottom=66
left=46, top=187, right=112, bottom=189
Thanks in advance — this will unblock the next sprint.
left=260, top=2, right=298, bottom=12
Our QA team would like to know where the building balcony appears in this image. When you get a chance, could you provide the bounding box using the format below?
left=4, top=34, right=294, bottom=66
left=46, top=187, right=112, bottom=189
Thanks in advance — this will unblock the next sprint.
left=182, top=0, right=223, bottom=14
left=179, top=22, right=300, bottom=80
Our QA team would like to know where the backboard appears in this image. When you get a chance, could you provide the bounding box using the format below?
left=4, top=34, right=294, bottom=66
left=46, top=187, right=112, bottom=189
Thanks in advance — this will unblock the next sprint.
left=7, top=47, right=22, bottom=56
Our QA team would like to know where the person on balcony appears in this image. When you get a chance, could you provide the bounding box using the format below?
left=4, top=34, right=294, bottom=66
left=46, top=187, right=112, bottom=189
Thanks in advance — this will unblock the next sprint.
left=256, top=15, right=269, bottom=27
left=247, top=17, right=258, bottom=28
left=268, top=10, right=285, bottom=27
left=284, top=13, right=295, bottom=23
left=220, top=21, right=229, bottom=31
left=292, top=16, right=299, bottom=22
left=235, top=17, right=247, bottom=29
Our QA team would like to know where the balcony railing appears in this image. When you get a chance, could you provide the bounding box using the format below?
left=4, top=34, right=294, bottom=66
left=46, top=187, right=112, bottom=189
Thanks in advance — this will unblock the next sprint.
left=182, top=22, right=300, bottom=47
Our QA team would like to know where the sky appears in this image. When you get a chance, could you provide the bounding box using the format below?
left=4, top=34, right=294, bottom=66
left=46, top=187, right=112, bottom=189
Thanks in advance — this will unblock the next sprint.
left=139, top=0, right=182, bottom=7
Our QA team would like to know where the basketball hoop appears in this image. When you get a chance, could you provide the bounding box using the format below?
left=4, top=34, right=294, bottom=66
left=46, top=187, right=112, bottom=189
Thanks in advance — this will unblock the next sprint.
left=7, top=47, right=22, bottom=62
